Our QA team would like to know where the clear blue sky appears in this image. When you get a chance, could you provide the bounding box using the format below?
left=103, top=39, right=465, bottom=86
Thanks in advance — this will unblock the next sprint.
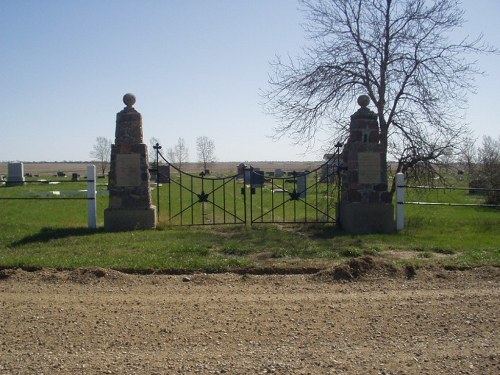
left=1, top=0, right=498, bottom=162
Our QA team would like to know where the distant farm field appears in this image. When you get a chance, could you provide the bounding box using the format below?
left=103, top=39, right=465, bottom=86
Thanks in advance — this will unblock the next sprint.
left=0, top=161, right=323, bottom=177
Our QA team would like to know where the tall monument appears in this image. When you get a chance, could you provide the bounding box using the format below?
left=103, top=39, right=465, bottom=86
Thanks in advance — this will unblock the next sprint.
left=339, top=95, right=394, bottom=233
left=104, top=93, right=157, bottom=231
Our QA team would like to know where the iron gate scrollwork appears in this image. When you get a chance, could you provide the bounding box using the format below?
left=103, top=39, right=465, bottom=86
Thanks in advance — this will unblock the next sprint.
left=153, top=145, right=341, bottom=226
left=247, top=161, right=339, bottom=225
left=154, top=148, right=246, bottom=225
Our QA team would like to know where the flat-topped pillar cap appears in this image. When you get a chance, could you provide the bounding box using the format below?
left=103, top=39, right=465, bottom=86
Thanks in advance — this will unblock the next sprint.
left=123, top=93, right=136, bottom=108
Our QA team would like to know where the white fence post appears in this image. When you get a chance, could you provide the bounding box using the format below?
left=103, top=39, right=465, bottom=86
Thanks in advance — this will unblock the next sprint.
left=396, top=172, right=405, bottom=231
left=87, top=165, right=97, bottom=229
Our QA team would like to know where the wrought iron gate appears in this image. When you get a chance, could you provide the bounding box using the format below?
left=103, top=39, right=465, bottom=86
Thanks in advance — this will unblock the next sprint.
left=247, top=165, right=338, bottom=224
left=153, top=146, right=340, bottom=226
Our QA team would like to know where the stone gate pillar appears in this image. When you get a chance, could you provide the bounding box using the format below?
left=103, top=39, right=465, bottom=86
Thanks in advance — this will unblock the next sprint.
left=104, top=93, right=157, bottom=231
left=339, top=95, right=394, bottom=233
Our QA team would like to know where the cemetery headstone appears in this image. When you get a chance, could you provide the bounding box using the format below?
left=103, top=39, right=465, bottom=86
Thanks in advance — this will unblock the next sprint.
left=338, top=95, right=394, bottom=233
left=237, top=163, right=246, bottom=177
left=6, top=163, right=25, bottom=186
left=157, top=165, right=170, bottom=183
left=251, top=169, right=265, bottom=188
left=296, top=172, right=307, bottom=198
left=104, top=93, right=157, bottom=231
left=274, top=169, right=284, bottom=178
left=244, top=168, right=251, bottom=185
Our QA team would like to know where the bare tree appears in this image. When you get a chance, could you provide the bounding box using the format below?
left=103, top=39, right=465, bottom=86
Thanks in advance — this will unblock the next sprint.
left=89, top=136, right=112, bottom=176
left=148, top=137, right=162, bottom=164
left=264, top=0, right=497, bottom=192
left=458, top=136, right=478, bottom=177
left=167, top=137, right=189, bottom=169
left=476, top=136, right=500, bottom=204
left=196, top=136, right=216, bottom=171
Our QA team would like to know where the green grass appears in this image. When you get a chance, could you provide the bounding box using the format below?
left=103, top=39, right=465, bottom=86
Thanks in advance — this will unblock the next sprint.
left=0, top=176, right=498, bottom=272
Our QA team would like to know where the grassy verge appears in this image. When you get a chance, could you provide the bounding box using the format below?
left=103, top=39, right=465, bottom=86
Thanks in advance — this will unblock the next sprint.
left=0, top=179, right=498, bottom=272
left=0, top=217, right=498, bottom=272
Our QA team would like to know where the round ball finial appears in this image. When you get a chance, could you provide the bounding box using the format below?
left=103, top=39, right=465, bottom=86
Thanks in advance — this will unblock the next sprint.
left=123, top=93, right=136, bottom=107
left=357, top=95, right=370, bottom=107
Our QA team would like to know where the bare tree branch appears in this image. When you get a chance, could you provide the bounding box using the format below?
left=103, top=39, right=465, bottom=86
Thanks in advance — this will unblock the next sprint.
left=167, top=138, right=189, bottom=169
left=196, top=136, right=216, bottom=172
left=263, top=0, right=498, bottom=185
left=89, top=136, right=111, bottom=176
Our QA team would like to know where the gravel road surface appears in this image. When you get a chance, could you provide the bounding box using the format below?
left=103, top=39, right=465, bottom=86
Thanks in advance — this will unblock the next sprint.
left=1, top=260, right=498, bottom=374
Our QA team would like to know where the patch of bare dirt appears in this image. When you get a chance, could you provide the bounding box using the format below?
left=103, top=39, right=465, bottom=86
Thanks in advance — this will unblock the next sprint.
left=312, top=256, right=401, bottom=281
left=1, top=267, right=134, bottom=285
left=0, top=263, right=498, bottom=374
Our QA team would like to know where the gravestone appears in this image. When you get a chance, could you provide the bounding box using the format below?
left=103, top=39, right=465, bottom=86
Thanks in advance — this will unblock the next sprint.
left=104, top=94, right=157, bottom=231
left=237, top=163, right=246, bottom=178
left=157, top=165, right=170, bottom=183
left=274, top=169, right=284, bottom=178
left=296, top=172, right=307, bottom=198
left=339, top=95, right=394, bottom=233
left=7, top=163, right=25, bottom=185
left=251, top=169, right=265, bottom=188
left=243, top=168, right=251, bottom=185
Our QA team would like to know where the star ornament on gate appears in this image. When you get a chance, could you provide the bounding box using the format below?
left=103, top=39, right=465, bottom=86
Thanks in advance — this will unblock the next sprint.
left=289, top=189, right=301, bottom=201
left=198, top=191, right=210, bottom=202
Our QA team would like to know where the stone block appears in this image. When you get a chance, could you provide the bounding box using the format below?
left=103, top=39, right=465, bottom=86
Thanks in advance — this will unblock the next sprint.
left=369, top=191, right=380, bottom=203
left=368, top=131, right=380, bottom=143
left=348, top=189, right=362, bottom=202
left=381, top=191, right=393, bottom=203
left=374, top=183, right=388, bottom=191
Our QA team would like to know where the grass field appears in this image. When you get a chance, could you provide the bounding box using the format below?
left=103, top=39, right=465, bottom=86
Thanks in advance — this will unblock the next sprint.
left=0, top=169, right=498, bottom=272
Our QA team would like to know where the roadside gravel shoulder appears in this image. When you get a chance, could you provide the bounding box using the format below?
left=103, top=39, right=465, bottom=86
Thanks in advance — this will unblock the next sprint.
left=0, top=263, right=498, bottom=374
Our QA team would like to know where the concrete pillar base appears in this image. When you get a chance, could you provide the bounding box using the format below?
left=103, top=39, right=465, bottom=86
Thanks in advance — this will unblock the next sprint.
left=104, top=207, right=157, bottom=232
left=339, top=203, right=394, bottom=234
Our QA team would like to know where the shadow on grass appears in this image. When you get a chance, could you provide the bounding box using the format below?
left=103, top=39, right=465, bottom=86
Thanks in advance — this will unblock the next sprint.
left=11, top=227, right=104, bottom=247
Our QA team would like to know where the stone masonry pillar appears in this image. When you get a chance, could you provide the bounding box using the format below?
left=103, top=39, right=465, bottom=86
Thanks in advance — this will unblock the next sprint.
left=339, top=95, right=394, bottom=233
left=104, top=93, right=157, bottom=231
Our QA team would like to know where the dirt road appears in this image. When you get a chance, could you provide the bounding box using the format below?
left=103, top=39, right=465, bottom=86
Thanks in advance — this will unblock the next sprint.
left=0, top=261, right=498, bottom=374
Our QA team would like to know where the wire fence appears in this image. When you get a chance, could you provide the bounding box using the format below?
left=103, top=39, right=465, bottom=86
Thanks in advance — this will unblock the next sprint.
left=395, top=173, right=500, bottom=230
left=0, top=165, right=98, bottom=228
